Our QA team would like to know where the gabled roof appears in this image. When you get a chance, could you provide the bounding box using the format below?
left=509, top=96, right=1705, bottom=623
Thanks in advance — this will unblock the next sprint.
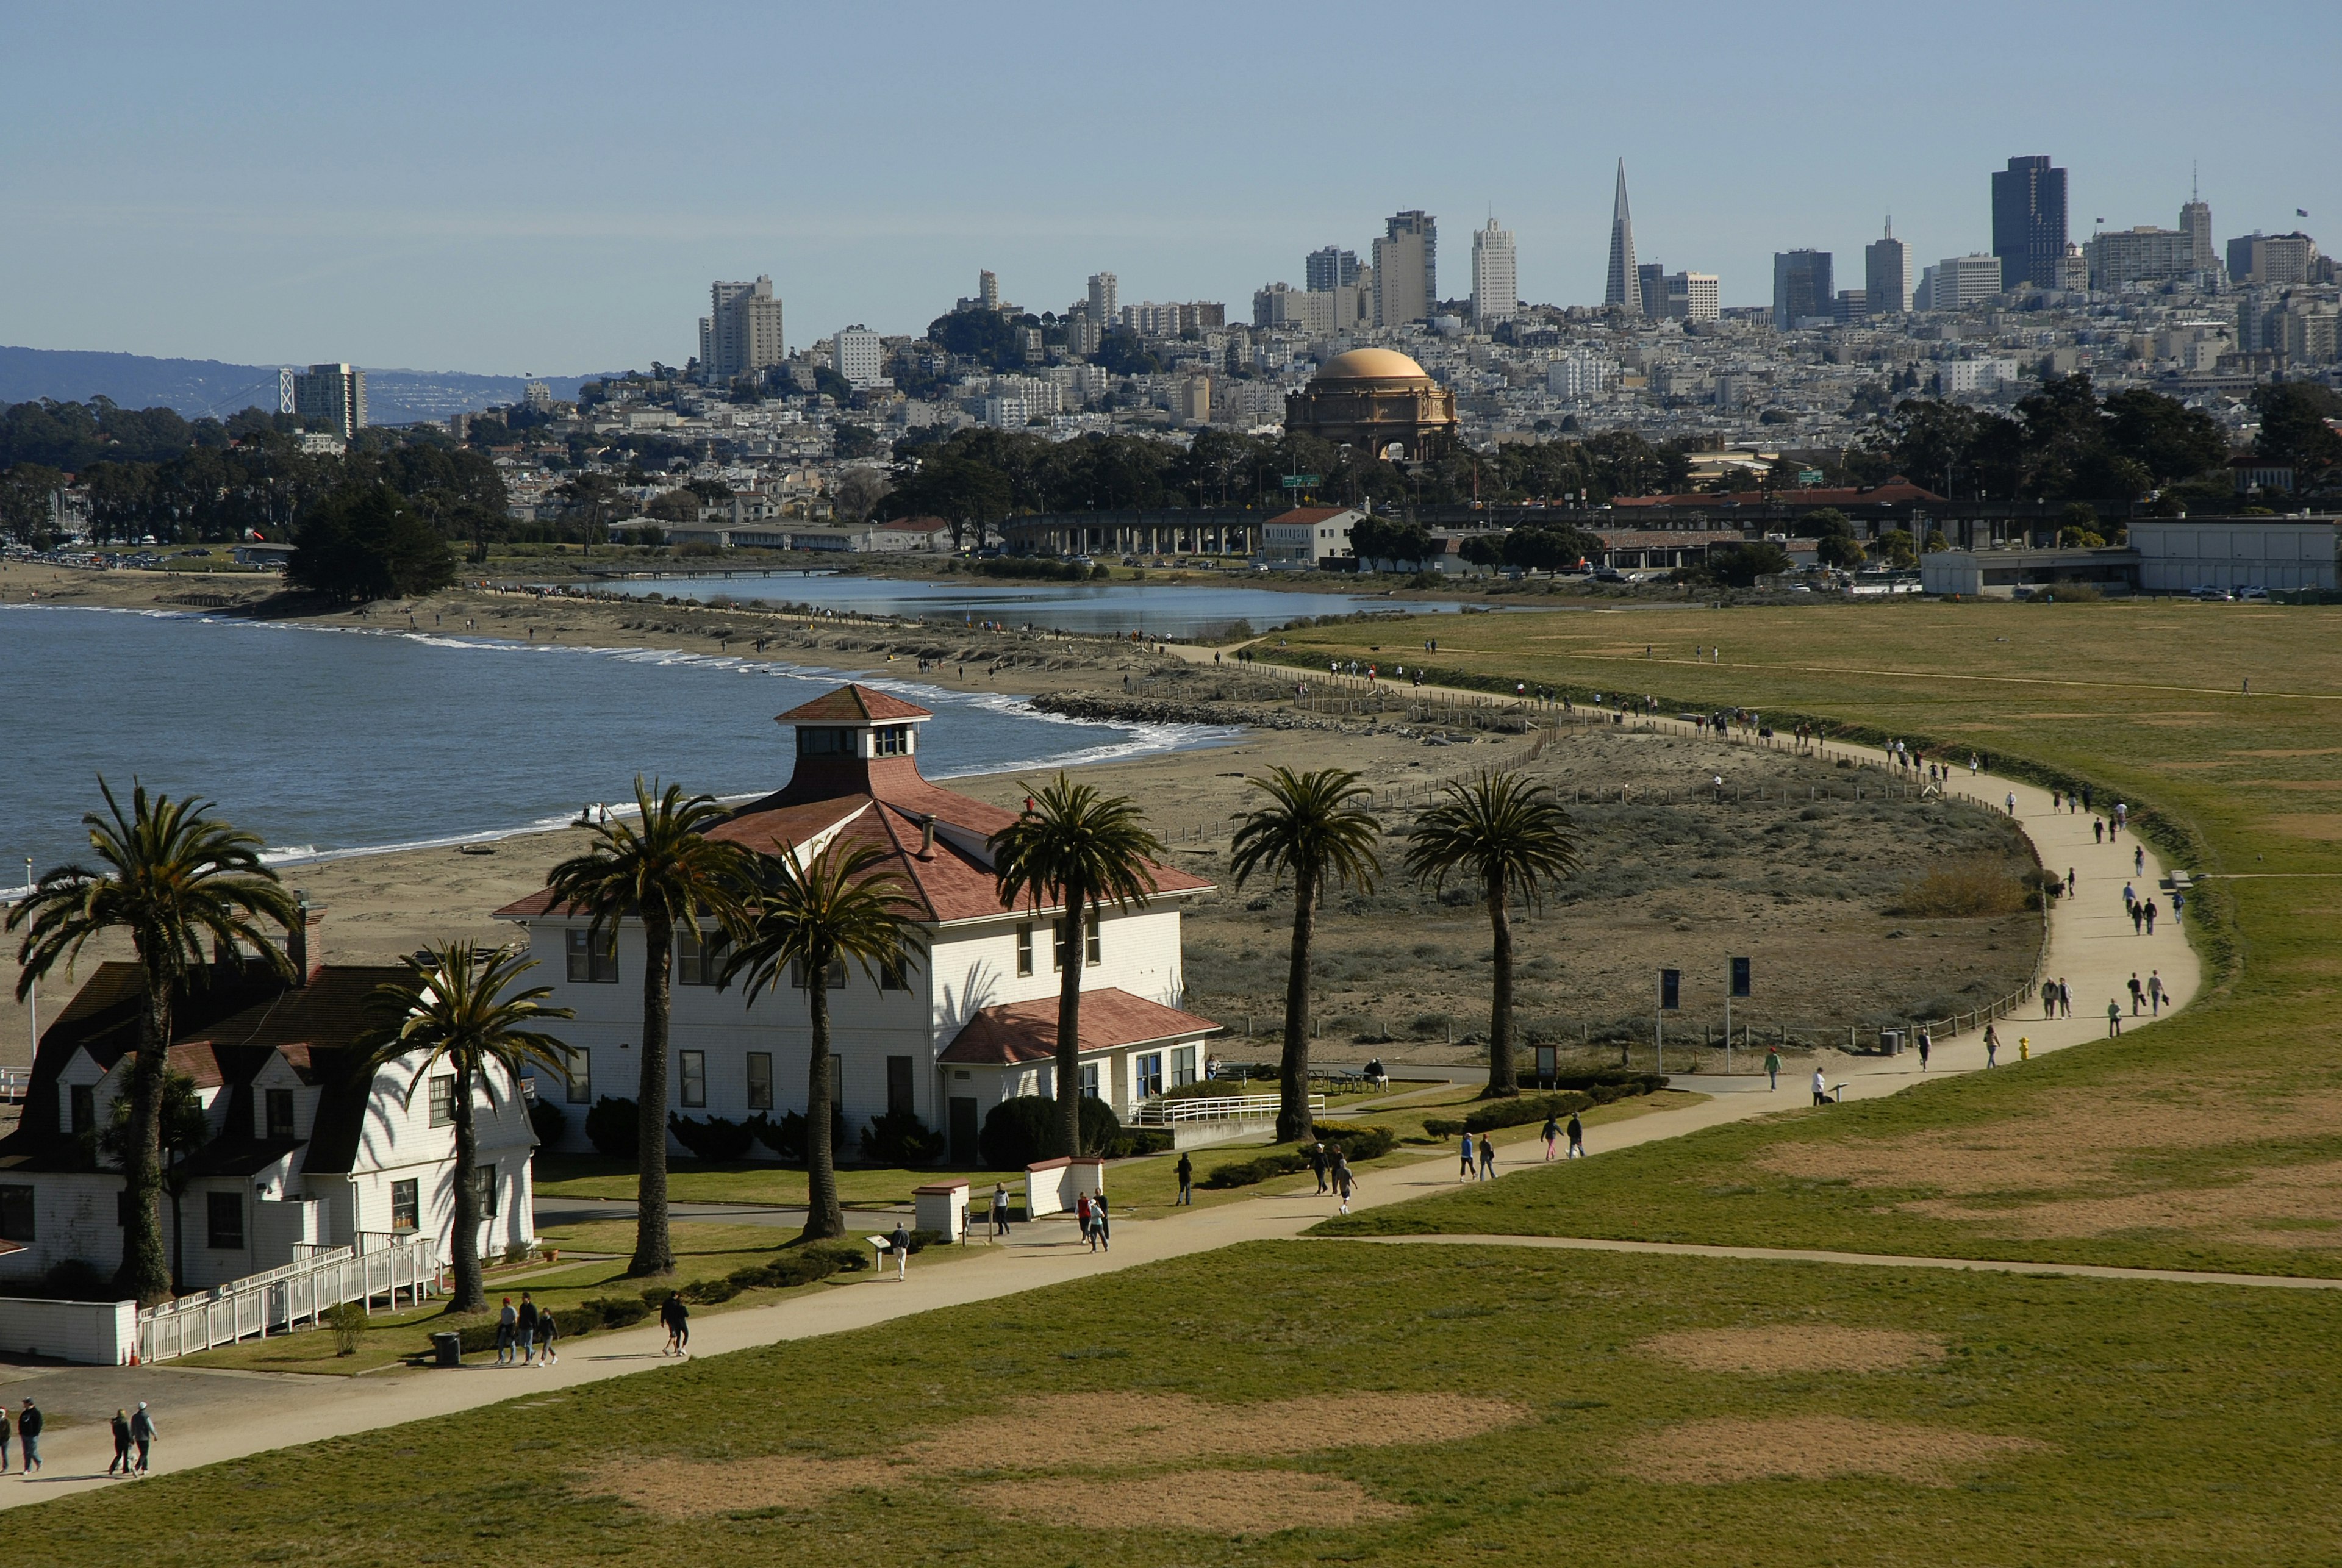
left=775, top=684, right=934, bottom=723
left=1267, top=507, right=1361, bottom=526
left=939, top=988, right=1220, bottom=1067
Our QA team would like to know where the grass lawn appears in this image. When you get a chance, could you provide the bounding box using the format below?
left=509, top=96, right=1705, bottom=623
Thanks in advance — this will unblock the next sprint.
left=1262, top=598, right=2342, bottom=1276
left=170, top=1220, right=906, bottom=1377
left=20, top=1239, right=2340, bottom=1565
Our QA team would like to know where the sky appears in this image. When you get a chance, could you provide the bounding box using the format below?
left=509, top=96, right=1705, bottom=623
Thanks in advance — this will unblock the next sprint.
left=4, top=1, right=2337, bottom=378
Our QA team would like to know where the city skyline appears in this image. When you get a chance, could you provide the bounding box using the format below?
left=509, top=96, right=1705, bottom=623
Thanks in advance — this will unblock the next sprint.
left=3, top=1, right=2336, bottom=373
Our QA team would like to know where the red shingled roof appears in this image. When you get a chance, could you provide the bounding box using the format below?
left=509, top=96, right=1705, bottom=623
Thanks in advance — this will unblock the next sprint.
left=1612, top=478, right=1944, bottom=509
left=775, top=683, right=933, bottom=723
left=939, top=988, right=1220, bottom=1065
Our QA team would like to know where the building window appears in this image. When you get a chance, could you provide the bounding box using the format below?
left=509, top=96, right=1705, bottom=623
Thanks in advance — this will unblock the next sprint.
left=887, top=1056, right=914, bottom=1117
left=1054, top=914, right=1101, bottom=970
left=207, top=1190, right=245, bottom=1250
left=567, top=1048, right=591, bottom=1106
left=746, top=1052, right=773, bottom=1111
left=566, top=927, right=618, bottom=984
left=1136, top=1053, right=1164, bottom=1099
left=675, top=926, right=729, bottom=986
left=0, top=1186, right=33, bottom=1244
left=1015, top=923, right=1034, bottom=977
left=796, top=726, right=850, bottom=757
left=68, top=1084, right=94, bottom=1136
left=1079, top=1064, right=1100, bottom=1101
left=1173, top=1046, right=1198, bottom=1087
left=474, top=1163, right=499, bottom=1219
left=880, top=956, right=911, bottom=992
left=873, top=725, right=910, bottom=757
left=265, top=1088, right=295, bottom=1141
left=428, top=1075, right=456, bottom=1128
left=791, top=955, right=847, bottom=990
left=390, top=1179, right=419, bottom=1233
left=679, top=1051, right=706, bottom=1108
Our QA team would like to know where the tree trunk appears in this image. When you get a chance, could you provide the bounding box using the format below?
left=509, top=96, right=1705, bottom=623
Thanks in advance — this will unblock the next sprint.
left=449, top=1059, right=485, bottom=1312
left=1486, top=875, right=1519, bottom=1097
left=1055, top=889, right=1087, bottom=1159
left=115, top=956, right=173, bottom=1306
left=1274, top=862, right=1318, bottom=1143
left=801, top=961, right=844, bottom=1240
left=631, top=909, right=676, bottom=1276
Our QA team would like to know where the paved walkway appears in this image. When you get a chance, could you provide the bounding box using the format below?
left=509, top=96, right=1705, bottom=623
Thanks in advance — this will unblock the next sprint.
left=0, top=688, right=2207, bottom=1509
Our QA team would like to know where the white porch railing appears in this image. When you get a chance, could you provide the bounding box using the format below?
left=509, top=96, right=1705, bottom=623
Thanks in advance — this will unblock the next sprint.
left=0, top=1067, right=27, bottom=1102
left=137, top=1234, right=440, bottom=1364
left=1133, top=1092, right=1324, bottom=1126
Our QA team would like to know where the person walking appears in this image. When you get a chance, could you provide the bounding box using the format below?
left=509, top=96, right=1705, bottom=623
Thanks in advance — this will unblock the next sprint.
left=1764, top=1047, right=1780, bottom=1092
left=2094, top=818, right=2105, bottom=845
left=534, top=1309, right=559, bottom=1367
left=1812, top=1067, right=1830, bottom=1106
left=516, top=1292, right=539, bottom=1367
left=130, top=1402, right=154, bottom=1475
left=1917, top=1026, right=1932, bottom=1071
left=109, top=1409, right=133, bottom=1476
left=1984, top=1023, right=1999, bottom=1067
left=1477, top=1133, right=1498, bottom=1181
left=1075, top=1188, right=1094, bottom=1245
left=2005, top=791, right=2017, bottom=815
left=2135, top=845, right=2145, bottom=875
left=2131, top=901, right=2146, bottom=936
left=890, top=1217, right=912, bottom=1275
left=18, top=1400, right=41, bottom=1475
left=2129, top=973, right=2145, bottom=1015
left=2043, top=978, right=2058, bottom=1018
left=1173, top=1155, right=1194, bottom=1207
left=1092, top=1192, right=1111, bottom=1252
left=1332, top=1154, right=1355, bottom=1216
left=2066, top=868, right=2077, bottom=898
left=0, top=1399, right=12, bottom=1473
left=659, top=1292, right=690, bottom=1357
left=1459, top=1133, right=1477, bottom=1181
left=993, top=1181, right=1014, bottom=1233
left=1566, top=1111, right=1585, bottom=1158
left=2144, top=898, right=2158, bottom=935
left=1309, top=1141, right=1329, bottom=1195
left=2107, top=1001, right=2122, bottom=1038
left=495, top=1297, right=518, bottom=1367
left=2149, top=970, right=2165, bottom=1016
left=1541, top=1115, right=1561, bottom=1161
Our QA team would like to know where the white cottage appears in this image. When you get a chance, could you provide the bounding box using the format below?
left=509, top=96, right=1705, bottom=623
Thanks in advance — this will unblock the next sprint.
left=0, top=951, right=538, bottom=1292
left=500, top=682, right=1221, bottom=1164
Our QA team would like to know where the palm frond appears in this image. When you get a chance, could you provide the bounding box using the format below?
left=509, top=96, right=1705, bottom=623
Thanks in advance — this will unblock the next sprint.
left=988, top=772, right=1164, bottom=915
left=1402, top=769, right=1580, bottom=908
left=1228, top=766, right=1383, bottom=901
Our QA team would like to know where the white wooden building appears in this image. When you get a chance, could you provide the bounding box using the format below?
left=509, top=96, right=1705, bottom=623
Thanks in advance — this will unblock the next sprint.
left=500, top=683, right=1221, bottom=1164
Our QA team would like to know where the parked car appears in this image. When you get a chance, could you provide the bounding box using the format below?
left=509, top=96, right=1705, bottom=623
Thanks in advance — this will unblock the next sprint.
left=2238, top=585, right=2270, bottom=601
left=2192, top=585, right=2232, bottom=601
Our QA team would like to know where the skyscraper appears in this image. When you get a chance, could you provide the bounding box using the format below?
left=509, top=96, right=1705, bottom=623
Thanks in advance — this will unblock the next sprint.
left=1772, top=251, right=1833, bottom=326
left=289, top=363, right=366, bottom=439
left=1663, top=272, right=1719, bottom=321
left=1471, top=218, right=1516, bottom=326
left=1306, top=246, right=1361, bottom=292
left=1604, top=160, right=1640, bottom=315
left=979, top=270, right=1000, bottom=310
left=700, top=276, right=785, bottom=382
left=1087, top=272, right=1119, bottom=329
left=1372, top=210, right=1436, bottom=327
left=2180, top=179, right=2213, bottom=273
left=1637, top=262, right=1666, bottom=321
left=1865, top=218, right=1912, bottom=313
left=1991, top=155, right=2069, bottom=290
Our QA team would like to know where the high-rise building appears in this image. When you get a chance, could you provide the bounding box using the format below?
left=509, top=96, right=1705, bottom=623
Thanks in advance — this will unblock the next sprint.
left=1835, top=289, right=1869, bottom=323
left=1663, top=272, right=1719, bottom=321
left=699, top=276, right=785, bottom=382
left=1932, top=253, right=2007, bottom=310
left=2180, top=182, right=2213, bottom=273
left=289, top=363, right=366, bottom=439
left=2086, top=226, right=2193, bottom=291
left=979, top=270, right=1000, bottom=310
left=1306, top=246, right=1361, bottom=292
left=1604, top=160, right=1640, bottom=315
left=1865, top=218, right=1912, bottom=314
left=833, top=328, right=884, bottom=387
left=1373, top=210, right=1436, bottom=328
left=1992, top=155, right=2069, bottom=290
left=1087, top=272, right=1119, bottom=329
left=1637, top=262, right=1666, bottom=321
left=1772, top=251, right=1834, bottom=326
left=522, top=380, right=554, bottom=411
left=2227, top=232, right=2322, bottom=287
left=1472, top=218, right=1517, bottom=326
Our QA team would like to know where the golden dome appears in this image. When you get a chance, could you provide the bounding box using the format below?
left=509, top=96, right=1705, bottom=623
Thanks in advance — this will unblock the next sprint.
left=1314, top=348, right=1431, bottom=382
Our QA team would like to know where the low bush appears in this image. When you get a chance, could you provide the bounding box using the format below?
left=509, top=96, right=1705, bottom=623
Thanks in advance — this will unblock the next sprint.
left=861, top=1108, right=947, bottom=1165
left=323, top=1301, right=366, bottom=1356
left=582, top=1295, right=650, bottom=1329
left=585, top=1096, right=639, bottom=1160
left=1421, top=1075, right=1668, bottom=1138
left=1107, top=1128, right=1174, bottom=1158
left=1200, top=1125, right=1397, bottom=1190
left=979, top=1094, right=1124, bottom=1169
left=1894, top=856, right=2030, bottom=918
left=528, top=1098, right=567, bottom=1149
left=670, top=1113, right=756, bottom=1162
left=747, top=1108, right=847, bottom=1163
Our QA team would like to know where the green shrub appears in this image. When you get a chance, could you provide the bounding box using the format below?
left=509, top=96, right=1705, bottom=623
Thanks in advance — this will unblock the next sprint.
left=979, top=1094, right=1123, bottom=1169
left=1201, top=1126, right=1397, bottom=1189
left=670, top=1113, right=755, bottom=1161
left=1107, top=1128, right=1174, bottom=1158
left=323, top=1301, right=366, bottom=1356
left=582, top=1295, right=650, bottom=1329
left=528, top=1097, right=567, bottom=1149
left=747, top=1108, right=845, bottom=1163
left=861, top=1108, right=947, bottom=1165
left=1420, top=1076, right=1667, bottom=1138
left=585, top=1096, right=638, bottom=1159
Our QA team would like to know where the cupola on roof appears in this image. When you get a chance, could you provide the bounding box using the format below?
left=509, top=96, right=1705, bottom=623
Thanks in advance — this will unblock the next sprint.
left=775, top=683, right=934, bottom=724
left=1314, top=348, right=1432, bottom=382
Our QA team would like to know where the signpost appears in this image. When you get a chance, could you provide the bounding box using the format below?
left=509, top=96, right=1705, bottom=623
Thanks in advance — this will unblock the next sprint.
left=1727, top=956, right=1751, bottom=1073
left=1657, top=967, right=1680, bottom=1072
left=1280, top=474, right=1322, bottom=490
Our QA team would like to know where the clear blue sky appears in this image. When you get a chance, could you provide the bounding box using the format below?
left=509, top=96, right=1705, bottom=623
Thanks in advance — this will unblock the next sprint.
left=4, top=1, right=2333, bottom=376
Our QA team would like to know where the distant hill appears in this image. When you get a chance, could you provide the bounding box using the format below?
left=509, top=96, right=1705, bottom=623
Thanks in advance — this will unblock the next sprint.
left=0, top=346, right=596, bottom=426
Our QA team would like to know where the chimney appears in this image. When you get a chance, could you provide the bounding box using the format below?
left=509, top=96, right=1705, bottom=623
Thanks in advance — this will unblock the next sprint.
left=287, top=895, right=324, bottom=987
left=919, top=815, right=936, bottom=857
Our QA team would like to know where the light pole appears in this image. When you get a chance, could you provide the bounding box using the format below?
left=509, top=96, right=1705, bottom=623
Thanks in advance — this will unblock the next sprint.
left=22, top=857, right=32, bottom=1062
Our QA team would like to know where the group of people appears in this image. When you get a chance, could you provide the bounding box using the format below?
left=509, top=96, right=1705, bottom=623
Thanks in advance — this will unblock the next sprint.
left=1074, top=1190, right=1112, bottom=1250
left=1307, top=1142, right=1359, bottom=1213
left=493, top=1292, right=562, bottom=1366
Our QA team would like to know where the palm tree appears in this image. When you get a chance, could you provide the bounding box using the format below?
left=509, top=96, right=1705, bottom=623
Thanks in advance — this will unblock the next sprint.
left=1228, top=767, right=1383, bottom=1142
left=545, top=778, right=748, bottom=1278
left=989, top=775, right=1163, bottom=1159
left=364, top=942, right=574, bottom=1312
left=720, top=840, right=925, bottom=1242
left=1403, top=770, right=1580, bottom=1098
left=99, top=1071, right=209, bottom=1295
left=8, top=779, right=298, bottom=1305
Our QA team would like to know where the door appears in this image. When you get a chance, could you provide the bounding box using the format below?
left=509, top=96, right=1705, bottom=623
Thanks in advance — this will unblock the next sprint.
left=948, top=1097, right=980, bottom=1165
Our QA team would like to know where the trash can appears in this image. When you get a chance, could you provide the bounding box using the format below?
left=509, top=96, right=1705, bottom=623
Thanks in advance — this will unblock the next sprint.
left=430, top=1331, right=463, bottom=1368
left=1878, top=1029, right=1903, bottom=1056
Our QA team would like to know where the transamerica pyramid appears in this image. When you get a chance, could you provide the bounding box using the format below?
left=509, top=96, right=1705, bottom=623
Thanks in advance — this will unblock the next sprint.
left=1604, top=159, right=1641, bottom=315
